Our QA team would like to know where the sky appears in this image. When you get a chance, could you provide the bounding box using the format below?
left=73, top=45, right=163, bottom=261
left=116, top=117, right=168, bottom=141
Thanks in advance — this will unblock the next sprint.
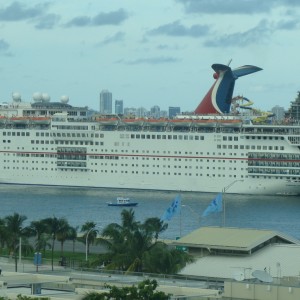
left=0, top=0, right=300, bottom=113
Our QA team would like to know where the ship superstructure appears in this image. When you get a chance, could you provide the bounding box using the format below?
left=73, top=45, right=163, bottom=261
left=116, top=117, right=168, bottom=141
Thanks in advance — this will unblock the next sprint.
left=0, top=65, right=299, bottom=195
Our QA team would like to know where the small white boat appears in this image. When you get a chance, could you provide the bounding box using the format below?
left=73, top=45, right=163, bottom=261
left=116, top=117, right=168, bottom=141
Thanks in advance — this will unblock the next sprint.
left=107, top=197, right=138, bottom=207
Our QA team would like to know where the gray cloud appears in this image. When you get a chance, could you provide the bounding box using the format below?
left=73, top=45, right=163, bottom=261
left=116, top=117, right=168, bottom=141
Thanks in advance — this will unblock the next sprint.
left=204, top=20, right=272, bottom=47
left=176, top=0, right=273, bottom=14
left=148, top=21, right=210, bottom=37
left=35, top=13, right=60, bottom=29
left=0, top=39, right=13, bottom=56
left=275, top=18, right=300, bottom=30
left=92, top=9, right=128, bottom=25
left=176, top=0, right=300, bottom=15
left=65, top=8, right=128, bottom=27
left=117, top=56, right=180, bottom=65
left=0, top=39, right=9, bottom=51
left=96, top=32, right=125, bottom=46
left=0, top=1, right=46, bottom=21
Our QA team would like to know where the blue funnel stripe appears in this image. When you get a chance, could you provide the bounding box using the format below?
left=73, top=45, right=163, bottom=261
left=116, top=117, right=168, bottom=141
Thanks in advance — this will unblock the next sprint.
left=233, top=65, right=263, bottom=78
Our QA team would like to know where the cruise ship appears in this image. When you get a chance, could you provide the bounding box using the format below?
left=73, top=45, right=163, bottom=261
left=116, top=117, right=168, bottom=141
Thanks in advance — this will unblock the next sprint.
left=0, top=63, right=299, bottom=195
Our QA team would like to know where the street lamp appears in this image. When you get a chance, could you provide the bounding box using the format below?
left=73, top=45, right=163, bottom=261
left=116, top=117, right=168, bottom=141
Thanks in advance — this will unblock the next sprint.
left=85, top=226, right=102, bottom=261
left=222, top=179, right=244, bottom=227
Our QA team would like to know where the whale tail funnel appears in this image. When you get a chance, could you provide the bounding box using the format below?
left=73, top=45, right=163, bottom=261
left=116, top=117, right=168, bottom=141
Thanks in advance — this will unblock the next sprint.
left=194, top=64, right=262, bottom=115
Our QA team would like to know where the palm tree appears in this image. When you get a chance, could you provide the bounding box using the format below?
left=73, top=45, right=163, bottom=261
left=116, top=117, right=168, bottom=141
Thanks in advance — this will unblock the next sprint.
left=56, top=219, right=72, bottom=255
left=42, top=216, right=68, bottom=271
left=68, top=226, right=78, bottom=254
left=0, top=218, right=8, bottom=254
left=98, top=209, right=193, bottom=274
left=28, top=220, right=48, bottom=252
left=81, top=221, right=98, bottom=257
left=4, top=213, right=27, bottom=272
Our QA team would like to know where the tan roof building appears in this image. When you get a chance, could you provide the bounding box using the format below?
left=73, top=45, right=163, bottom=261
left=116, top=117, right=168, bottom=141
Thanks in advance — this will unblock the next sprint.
left=173, top=226, right=299, bottom=255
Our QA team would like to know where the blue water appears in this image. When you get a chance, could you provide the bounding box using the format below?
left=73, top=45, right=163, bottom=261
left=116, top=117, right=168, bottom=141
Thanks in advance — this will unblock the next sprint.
left=0, top=185, right=299, bottom=240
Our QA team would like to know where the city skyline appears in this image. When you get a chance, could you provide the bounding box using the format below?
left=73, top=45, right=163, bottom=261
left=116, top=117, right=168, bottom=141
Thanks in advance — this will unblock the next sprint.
left=0, top=1, right=300, bottom=113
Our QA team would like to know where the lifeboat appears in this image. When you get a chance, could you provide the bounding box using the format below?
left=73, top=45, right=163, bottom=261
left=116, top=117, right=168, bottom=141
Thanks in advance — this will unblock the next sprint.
left=29, top=117, right=51, bottom=125
left=144, top=119, right=168, bottom=127
left=169, top=119, right=192, bottom=127
left=217, top=119, right=242, bottom=127
left=192, top=119, right=216, bottom=127
left=121, top=118, right=144, bottom=126
left=10, top=117, right=29, bottom=124
left=0, top=116, right=7, bottom=124
left=95, top=117, right=119, bottom=126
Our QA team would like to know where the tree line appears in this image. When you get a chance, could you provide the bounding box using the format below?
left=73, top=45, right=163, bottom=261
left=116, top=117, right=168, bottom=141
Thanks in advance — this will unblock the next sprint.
left=0, top=209, right=193, bottom=274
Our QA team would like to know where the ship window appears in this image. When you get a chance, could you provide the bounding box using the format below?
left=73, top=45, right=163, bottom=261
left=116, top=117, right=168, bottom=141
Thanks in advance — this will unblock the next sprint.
left=162, top=135, right=166, bottom=139
left=136, top=134, right=140, bottom=139
left=184, top=136, right=188, bottom=140
left=223, top=136, right=227, bottom=141
left=178, top=135, right=183, bottom=140
left=36, top=133, right=39, bottom=137
left=168, top=135, right=172, bottom=140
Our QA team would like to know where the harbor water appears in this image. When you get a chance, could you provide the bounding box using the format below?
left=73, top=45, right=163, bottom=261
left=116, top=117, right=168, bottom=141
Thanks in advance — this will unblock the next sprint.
left=0, top=185, right=299, bottom=240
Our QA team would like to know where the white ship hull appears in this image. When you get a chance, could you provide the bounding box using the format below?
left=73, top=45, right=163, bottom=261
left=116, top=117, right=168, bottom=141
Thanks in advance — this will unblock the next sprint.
left=0, top=120, right=299, bottom=195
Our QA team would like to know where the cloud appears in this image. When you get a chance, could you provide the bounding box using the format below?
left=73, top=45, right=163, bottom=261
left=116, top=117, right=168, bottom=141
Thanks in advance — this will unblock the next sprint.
left=148, top=20, right=210, bottom=37
left=92, top=9, right=128, bottom=26
left=35, top=13, right=60, bottom=29
left=176, top=0, right=300, bottom=15
left=65, top=8, right=128, bottom=27
left=0, top=39, right=13, bottom=56
left=117, top=56, right=180, bottom=65
left=96, top=32, right=125, bottom=46
left=0, top=1, right=46, bottom=21
left=204, top=20, right=272, bottom=47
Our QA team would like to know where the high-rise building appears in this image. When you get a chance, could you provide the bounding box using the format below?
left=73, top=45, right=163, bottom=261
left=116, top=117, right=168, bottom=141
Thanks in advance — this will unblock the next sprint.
left=271, top=105, right=285, bottom=122
left=124, top=107, right=137, bottom=116
left=115, top=100, right=123, bottom=115
left=288, top=91, right=300, bottom=121
left=99, top=90, right=112, bottom=114
left=169, top=106, right=180, bottom=118
left=150, top=105, right=160, bottom=119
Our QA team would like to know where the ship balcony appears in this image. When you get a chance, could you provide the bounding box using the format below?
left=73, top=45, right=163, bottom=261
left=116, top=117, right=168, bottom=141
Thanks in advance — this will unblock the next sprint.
left=248, top=167, right=300, bottom=176
left=57, top=161, right=87, bottom=168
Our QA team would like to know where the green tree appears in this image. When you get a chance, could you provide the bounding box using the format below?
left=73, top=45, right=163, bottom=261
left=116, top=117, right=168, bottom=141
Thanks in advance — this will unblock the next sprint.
left=56, top=219, right=74, bottom=255
left=42, top=216, right=68, bottom=271
left=81, top=221, right=98, bottom=256
left=69, top=226, right=78, bottom=254
left=97, top=209, right=192, bottom=274
left=4, top=213, right=28, bottom=272
left=81, top=279, right=170, bottom=300
left=28, top=220, right=48, bottom=252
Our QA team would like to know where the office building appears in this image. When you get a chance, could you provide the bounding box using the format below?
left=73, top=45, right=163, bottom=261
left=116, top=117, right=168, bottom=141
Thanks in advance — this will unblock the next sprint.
left=169, top=106, right=180, bottom=118
left=99, top=90, right=112, bottom=114
left=115, top=100, right=123, bottom=115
